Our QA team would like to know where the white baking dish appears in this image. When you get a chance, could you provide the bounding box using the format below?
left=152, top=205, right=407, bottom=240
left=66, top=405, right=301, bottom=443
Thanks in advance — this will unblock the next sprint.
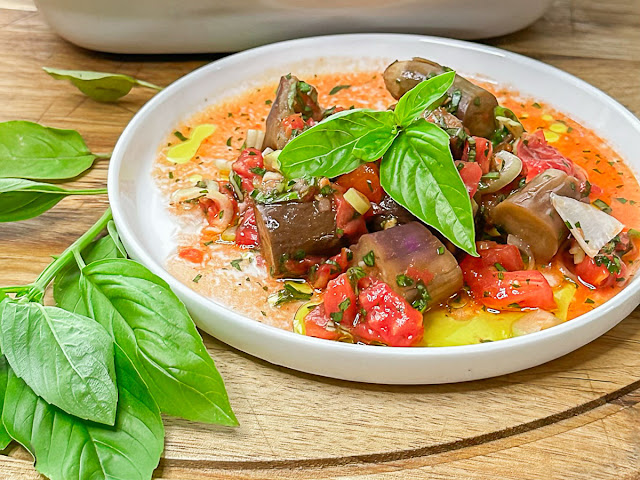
left=35, top=0, right=552, bottom=53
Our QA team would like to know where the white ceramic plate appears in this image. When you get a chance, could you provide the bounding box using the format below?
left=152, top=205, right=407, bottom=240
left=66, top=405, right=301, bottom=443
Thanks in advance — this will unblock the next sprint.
left=108, top=34, right=640, bottom=384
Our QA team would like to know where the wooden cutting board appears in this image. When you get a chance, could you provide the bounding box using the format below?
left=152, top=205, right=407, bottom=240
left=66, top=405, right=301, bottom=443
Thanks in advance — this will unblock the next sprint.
left=1, top=1, right=640, bottom=478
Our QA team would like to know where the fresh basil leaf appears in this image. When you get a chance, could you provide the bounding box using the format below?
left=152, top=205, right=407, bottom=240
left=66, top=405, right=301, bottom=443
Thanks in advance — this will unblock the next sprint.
left=53, top=234, right=125, bottom=316
left=0, top=121, right=97, bottom=180
left=2, top=346, right=164, bottom=480
left=380, top=119, right=477, bottom=255
left=107, top=220, right=128, bottom=257
left=394, top=71, right=456, bottom=128
left=279, top=109, right=398, bottom=179
left=43, top=67, right=162, bottom=102
left=0, top=355, right=12, bottom=450
left=0, top=301, right=117, bottom=425
left=0, top=178, right=106, bottom=222
left=81, top=258, right=238, bottom=426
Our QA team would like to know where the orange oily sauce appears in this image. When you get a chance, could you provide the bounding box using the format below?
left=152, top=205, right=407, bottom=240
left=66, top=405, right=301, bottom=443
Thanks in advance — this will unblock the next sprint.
left=154, top=72, right=640, bottom=346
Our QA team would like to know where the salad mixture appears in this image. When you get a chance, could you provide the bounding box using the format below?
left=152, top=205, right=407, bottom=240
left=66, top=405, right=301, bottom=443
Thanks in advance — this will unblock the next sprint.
left=154, top=58, right=640, bottom=347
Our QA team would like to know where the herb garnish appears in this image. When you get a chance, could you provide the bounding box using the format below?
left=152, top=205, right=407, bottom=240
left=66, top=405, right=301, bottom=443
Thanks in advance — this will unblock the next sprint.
left=363, top=250, right=376, bottom=267
left=329, top=84, right=351, bottom=95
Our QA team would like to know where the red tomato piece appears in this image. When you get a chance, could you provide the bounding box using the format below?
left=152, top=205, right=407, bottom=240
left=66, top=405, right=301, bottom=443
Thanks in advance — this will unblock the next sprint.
left=334, top=192, right=367, bottom=241
left=335, top=163, right=384, bottom=203
left=178, top=247, right=204, bottom=264
left=235, top=207, right=260, bottom=247
left=232, top=148, right=264, bottom=192
left=281, top=114, right=306, bottom=137
left=575, top=255, right=626, bottom=288
left=518, top=130, right=576, bottom=182
left=354, top=280, right=424, bottom=347
left=455, top=161, right=483, bottom=197
left=323, top=273, right=358, bottom=327
left=405, top=265, right=435, bottom=286
left=476, top=241, right=525, bottom=271
left=462, top=136, right=492, bottom=174
left=310, top=248, right=350, bottom=289
left=304, top=304, right=341, bottom=341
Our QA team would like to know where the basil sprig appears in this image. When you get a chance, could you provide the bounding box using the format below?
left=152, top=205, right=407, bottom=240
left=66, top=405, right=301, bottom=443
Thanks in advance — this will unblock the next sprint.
left=43, top=67, right=162, bottom=102
left=279, top=71, right=477, bottom=255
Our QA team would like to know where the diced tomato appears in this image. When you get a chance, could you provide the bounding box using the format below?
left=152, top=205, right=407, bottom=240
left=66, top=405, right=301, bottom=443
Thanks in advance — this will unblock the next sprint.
left=304, top=304, right=341, bottom=340
left=235, top=207, right=260, bottom=247
left=232, top=148, right=264, bottom=192
left=334, top=192, right=367, bottom=240
left=405, top=265, right=434, bottom=286
left=455, top=161, right=483, bottom=197
left=518, top=131, right=576, bottom=182
left=282, top=255, right=325, bottom=276
left=324, top=273, right=358, bottom=326
left=354, top=280, right=424, bottom=347
left=310, top=248, right=350, bottom=289
left=462, top=136, right=492, bottom=174
left=475, top=241, right=524, bottom=271
left=460, top=241, right=555, bottom=311
left=575, top=255, right=626, bottom=288
left=282, top=114, right=305, bottom=137
left=335, top=163, right=384, bottom=203
left=178, top=247, right=204, bottom=264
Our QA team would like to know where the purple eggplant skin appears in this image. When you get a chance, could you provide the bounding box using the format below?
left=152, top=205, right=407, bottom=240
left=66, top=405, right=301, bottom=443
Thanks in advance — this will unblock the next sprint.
left=383, top=57, right=498, bottom=138
left=262, top=75, right=323, bottom=150
left=351, top=222, right=462, bottom=307
left=367, top=194, right=416, bottom=232
left=254, top=198, right=346, bottom=277
left=489, top=169, right=581, bottom=263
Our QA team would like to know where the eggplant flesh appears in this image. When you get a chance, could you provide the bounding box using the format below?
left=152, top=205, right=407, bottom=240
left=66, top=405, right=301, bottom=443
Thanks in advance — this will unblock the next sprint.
left=383, top=57, right=498, bottom=138
left=489, top=169, right=581, bottom=263
left=351, top=222, right=462, bottom=307
left=255, top=199, right=345, bottom=277
left=262, top=75, right=323, bottom=150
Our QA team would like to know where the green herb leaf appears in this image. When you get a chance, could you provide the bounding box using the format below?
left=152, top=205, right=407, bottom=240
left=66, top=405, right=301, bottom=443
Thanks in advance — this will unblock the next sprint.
left=2, top=346, right=164, bottom=480
left=380, top=119, right=476, bottom=255
left=393, top=71, right=456, bottom=128
left=54, top=234, right=125, bottom=316
left=80, top=258, right=237, bottom=426
left=0, top=356, right=12, bottom=449
left=363, top=250, right=376, bottom=267
left=279, top=109, right=398, bottom=179
left=0, top=178, right=107, bottom=222
left=0, top=121, right=97, bottom=180
left=268, top=282, right=313, bottom=306
left=329, top=84, right=351, bottom=95
left=0, top=301, right=117, bottom=425
left=43, top=67, right=162, bottom=102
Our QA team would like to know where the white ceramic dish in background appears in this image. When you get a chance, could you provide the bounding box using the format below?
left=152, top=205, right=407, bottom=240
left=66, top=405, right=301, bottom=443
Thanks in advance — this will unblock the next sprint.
left=34, top=0, right=552, bottom=53
left=109, top=34, right=640, bottom=384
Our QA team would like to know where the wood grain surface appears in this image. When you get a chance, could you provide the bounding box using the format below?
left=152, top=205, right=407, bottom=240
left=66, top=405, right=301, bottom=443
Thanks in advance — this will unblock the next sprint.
left=1, top=1, right=640, bottom=479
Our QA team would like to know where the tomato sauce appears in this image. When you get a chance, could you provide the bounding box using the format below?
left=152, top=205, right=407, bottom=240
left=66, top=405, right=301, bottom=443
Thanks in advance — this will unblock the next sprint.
left=154, top=71, right=640, bottom=346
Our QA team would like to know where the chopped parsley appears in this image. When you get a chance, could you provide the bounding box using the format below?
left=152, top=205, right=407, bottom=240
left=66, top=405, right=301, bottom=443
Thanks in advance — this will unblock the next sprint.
left=173, top=131, right=188, bottom=142
left=411, top=281, right=431, bottom=312
left=270, top=282, right=313, bottom=307
left=230, top=258, right=243, bottom=271
left=226, top=137, right=232, bottom=147
left=592, top=198, right=612, bottom=214
left=329, top=84, right=351, bottom=95
left=396, top=274, right=414, bottom=287
left=363, top=250, right=376, bottom=267
left=250, top=167, right=266, bottom=176
left=265, top=99, right=272, bottom=105
left=192, top=274, right=202, bottom=283
left=437, top=246, right=445, bottom=255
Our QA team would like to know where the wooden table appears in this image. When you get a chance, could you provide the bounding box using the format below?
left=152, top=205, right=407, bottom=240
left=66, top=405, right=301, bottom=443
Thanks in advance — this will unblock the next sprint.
left=1, top=1, right=640, bottom=478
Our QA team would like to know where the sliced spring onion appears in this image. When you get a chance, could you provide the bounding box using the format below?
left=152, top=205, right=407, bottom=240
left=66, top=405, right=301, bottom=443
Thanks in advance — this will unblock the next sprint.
left=293, top=301, right=321, bottom=335
left=479, top=151, right=523, bottom=194
left=221, top=225, right=237, bottom=242
left=344, top=188, right=371, bottom=215
left=264, top=149, right=282, bottom=171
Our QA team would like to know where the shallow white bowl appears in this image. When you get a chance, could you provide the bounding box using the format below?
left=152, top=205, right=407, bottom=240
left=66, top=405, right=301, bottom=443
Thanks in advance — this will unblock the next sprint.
left=109, top=34, right=640, bottom=384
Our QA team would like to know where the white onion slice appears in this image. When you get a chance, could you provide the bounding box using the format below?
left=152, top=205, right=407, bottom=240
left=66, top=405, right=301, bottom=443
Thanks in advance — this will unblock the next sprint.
left=480, top=151, right=523, bottom=193
left=245, top=129, right=265, bottom=150
left=550, top=193, right=624, bottom=257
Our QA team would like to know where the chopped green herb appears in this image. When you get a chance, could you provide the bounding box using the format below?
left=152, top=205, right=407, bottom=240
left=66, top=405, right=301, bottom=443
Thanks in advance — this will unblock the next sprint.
left=265, top=99, right=272, bottom=105
left=494, top=263, right=507, bottom=272
left=592, top=199, right=612, bottom=214
left=347, top=266, right=366, bottom=284
left=396, top=274, right=414, bottom=287
left=329, top=84, right=351, bottom=95
left=616, top=197, right=628, bottom=204
left=192, top=274, right=202, bottom=283
left=173, top=131, right=188, bottom=142
left=585, top=298, right=595, bottom=304
left=250, top=167, right=266, bottom=176
left=269, top=282, right=313, bottom=307
left=363, top=250, right=376, bottom=267
left=226, top=137, right=232, bottom=147
left=532, top=102, right=542, bottom=109
left=507, top=302, right=521, bottom=309
left=437, top=246, right=445, bottom=255
left=230, top=258, right=243, bottom=271
left=203, top=240, right=214, bottom=246
left=411, top=281, right=431, bottom=312
left=319, top=185, right=334, bottom=196
left=168, top=171, right=174, bottom=179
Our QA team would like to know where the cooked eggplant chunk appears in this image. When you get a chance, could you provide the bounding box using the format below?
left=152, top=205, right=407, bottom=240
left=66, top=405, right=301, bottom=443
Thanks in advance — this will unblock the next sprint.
left=255, top=199, right=345, bottom=277
left=262, top=75, right=323, bottom=150
left=368, top=194, right=415, bottom=231
left=490, top=169, right=581, bottom=263
left=383, top=57, right=498, bottom=137
left=352, top=222, right=462, bottom=307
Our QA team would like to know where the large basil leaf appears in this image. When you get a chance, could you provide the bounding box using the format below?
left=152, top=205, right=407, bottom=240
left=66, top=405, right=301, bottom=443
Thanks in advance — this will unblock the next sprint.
left=0, top=121, right=96, bottom=180
left=0, top=178, right=106, bottom=222
left=279, top=109, right=397, bottom=179
left=53, top=234, right=125, bottom=316
left=393, top=71, right=455, bottom=128
left=0, top=356, right=12, bottom=449
left=81, top=258, right=238, bottom=426
left=43, top=67, right=162, bottom=103
left=2, top=346, right=164, bottom=480
left=0, top=301, right=117, bottom=425
left=380, top=119, right=477, bottom=255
